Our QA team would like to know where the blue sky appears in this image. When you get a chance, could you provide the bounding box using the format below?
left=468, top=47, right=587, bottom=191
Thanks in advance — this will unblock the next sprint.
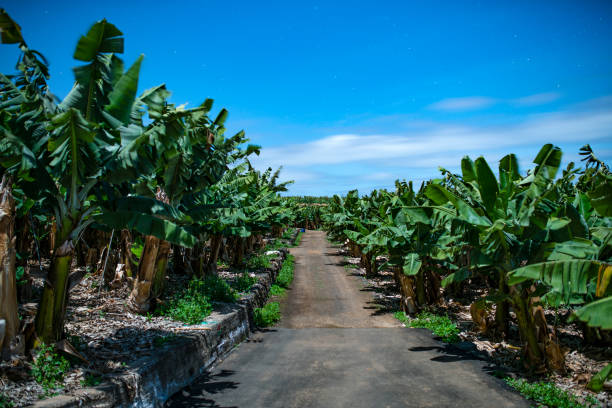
left=2, top=1, right=611, bottom=195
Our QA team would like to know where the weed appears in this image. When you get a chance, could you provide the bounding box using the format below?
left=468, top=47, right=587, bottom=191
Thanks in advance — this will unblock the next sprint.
left=293, top=231, right=303, bottom=246
left=199, top=275, right=238, bottom=303
left=80, top=374, right=103, bottom=387
left=394, top=311, right=460, bottom=343
left=31, top=344, right=70, bottom=394
left=344, top=263, right=358, bottom=270
left=153, top=334, right=176, bottom=348
left=233, top=270, right=257, bottom=292
left=281, top=229, right=295, bottom=240
left=269, top=284, right=286, bottom=297
left=254, top=302, right=281, bottom=327
left=245, top=254, right=272, bottom=270
left=275, top=255, right=295, bottom=288
left=505, top=378, right=599, bottom=408
left=157, top=281, right=213, bottom=325
left=145, top=312, right=153, bottom=322
left=0, top=393, right=13, bottom=408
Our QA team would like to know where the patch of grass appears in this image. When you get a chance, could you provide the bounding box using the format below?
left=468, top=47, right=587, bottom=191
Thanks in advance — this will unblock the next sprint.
left=344, top=263, right=358, bottom=271
left=275, top=255, right=295, bottom=288
left=153, top=334, right=176, bottom=348
left=245, top=254, right=272, bottom=270
left=293, top=231, right=303, bottom=246
left=80, top=374, right=103, bottom=387
left=157, top=280, right=213, bottom=324
left=0, top=393, right=14, bottom=408
left=505, top=378, right=599, bottom=408
left=394, top=311, right=460, bottom=343
left=31, top=344, right=70, bottom=394
left=281, top=228, right=295, bottom=240
left=199, top=275, right=238, bottom=303
left=233, top=270, right=258, bottom=293
left=254, top=302, right=281, bottom=327
left=269, top=284, right=286, bottom=297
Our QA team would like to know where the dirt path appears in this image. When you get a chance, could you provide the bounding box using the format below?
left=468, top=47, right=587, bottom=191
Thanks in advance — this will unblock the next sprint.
left=280, top=230, right=399, bottom=328
left=167, top=230, right=528, bottom=408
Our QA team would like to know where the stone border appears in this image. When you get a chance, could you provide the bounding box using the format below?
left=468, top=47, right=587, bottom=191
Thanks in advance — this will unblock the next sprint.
left=31, top=249, right=289, bottom=408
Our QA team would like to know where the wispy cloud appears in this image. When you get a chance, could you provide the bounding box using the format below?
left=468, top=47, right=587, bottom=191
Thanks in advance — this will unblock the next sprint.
left=253, top=101, right=612, bottom=195
left=511, top=92, right=561, bottom=107
left=428, top=97, right=496, bottom=111
left=428, top=92, right=561, bottom=112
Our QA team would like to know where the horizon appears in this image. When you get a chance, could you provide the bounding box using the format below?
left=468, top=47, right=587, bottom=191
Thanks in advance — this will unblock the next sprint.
left=1, top=0, right=611, bottom=195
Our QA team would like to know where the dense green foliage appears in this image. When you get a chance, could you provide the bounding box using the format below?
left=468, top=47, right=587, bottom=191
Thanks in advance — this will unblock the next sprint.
left=276, top=255, right=295, bottom=289
left=394, top=311, right=460, bottom=343
left=31, top=344, right=70, bottom=393
left=254, top=302, right=281, bottom=327
left=157, top=280, right=214, bottom=324
left=324, top=144, right=612, bottom=371
left=505, top=378, right=599, bottom=408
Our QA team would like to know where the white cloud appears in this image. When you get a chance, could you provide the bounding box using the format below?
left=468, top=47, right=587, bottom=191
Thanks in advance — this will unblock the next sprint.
left=252, top=99, right=612, bottom=195
left=252, top=109, right=612, bottom=169
left=511, top=92, right=561, bottom=107
left=428, top=92, right=561, bottom=112
left=428, top=97, right=496, bottom=111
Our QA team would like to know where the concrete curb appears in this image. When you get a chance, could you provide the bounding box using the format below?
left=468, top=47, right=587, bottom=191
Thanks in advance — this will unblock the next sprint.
left=30, top=249, right=289, bottom=408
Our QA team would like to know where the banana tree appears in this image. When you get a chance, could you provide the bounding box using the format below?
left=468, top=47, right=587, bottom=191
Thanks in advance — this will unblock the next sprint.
left=426, top=144, right=588, bottom=371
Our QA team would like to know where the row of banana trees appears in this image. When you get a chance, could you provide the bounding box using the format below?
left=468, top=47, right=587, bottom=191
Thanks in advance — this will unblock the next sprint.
left=323, top=144, right=611, bottom=373
left=0, top=11, right=296, bottom=357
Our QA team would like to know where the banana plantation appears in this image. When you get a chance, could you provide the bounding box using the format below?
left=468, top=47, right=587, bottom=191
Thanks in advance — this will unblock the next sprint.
left=1, top=6, right=611, bottom=408
left=323, top=144, right=611, bottom=380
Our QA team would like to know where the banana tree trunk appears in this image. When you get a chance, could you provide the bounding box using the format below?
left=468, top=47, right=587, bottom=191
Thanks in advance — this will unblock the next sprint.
left=0, top=177, right=18, bottom=358
left=231, top=237, right=245, bottom=267
left=204, top=235, right=222, bottom=276
left=361, top=252, right=376, bottom=278
left=495, top=269, right=509, bottom=337
left=120, top=230, right=135, bottom=278
left=393, top=266, right=418, bottom=315
left=127, top=235, right=160, bottom=313
left=512, top=292, right=545, bottom=371
left=151, top=240, right=170, bottom=298
left=35, top=238, right=75, bottom=344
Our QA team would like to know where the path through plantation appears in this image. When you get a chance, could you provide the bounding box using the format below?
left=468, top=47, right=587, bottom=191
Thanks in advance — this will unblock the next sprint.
left=167, top=230, right=528, bottom=408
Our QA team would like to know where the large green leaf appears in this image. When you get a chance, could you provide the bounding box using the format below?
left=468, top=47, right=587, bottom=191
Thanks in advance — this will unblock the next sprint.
left=73, top=19, right=123, bottom=61
left=105, top=55, right=143, bottom=124
left=461, top=156, right=477, bottom=182
left=95, top=211, right=197, bottom=247
left=475, top=157, right=499, bottom=214
left=507, top=259, right=608, bottom=304
left=588, top=173, right=612, bottom=217
left=533, top=143, right=562, bottom=180
left=499, top=153, right=520, bottom=191
left=0, top=8, right=24, bottom=44
left=425, top=184, right=491, bottom=227
left=403, top=253, right=422, bottom=276
left=572, top=296, right=612, bottom=330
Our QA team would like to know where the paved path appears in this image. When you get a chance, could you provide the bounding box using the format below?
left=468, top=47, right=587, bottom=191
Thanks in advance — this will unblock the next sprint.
left=168, top=230, right=527, bottom=408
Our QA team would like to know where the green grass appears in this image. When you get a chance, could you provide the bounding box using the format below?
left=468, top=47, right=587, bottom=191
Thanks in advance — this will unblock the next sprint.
left=269, top=284, right=286, bottom=297
left=394, top=311, right=460, bottom=343
left=31, top=344, right=70, bottom=394
left=505, top=378, right=600, bottom=408
left=293, top=231, right=303, bottom=246
left=0, top=393, right=14, bottom=408
left=245, top=253, right=272, bottom=270
left=233, top=270, right=258, bottom=292
left=153, top=334, right=176, bottom=348
left=254, top=302, right=281, bottom=326
left=158, top=276, right=237, bottom=324
left=80, top=374, right=103, bottom=387
left=275, top=255, right=295, bottom=288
